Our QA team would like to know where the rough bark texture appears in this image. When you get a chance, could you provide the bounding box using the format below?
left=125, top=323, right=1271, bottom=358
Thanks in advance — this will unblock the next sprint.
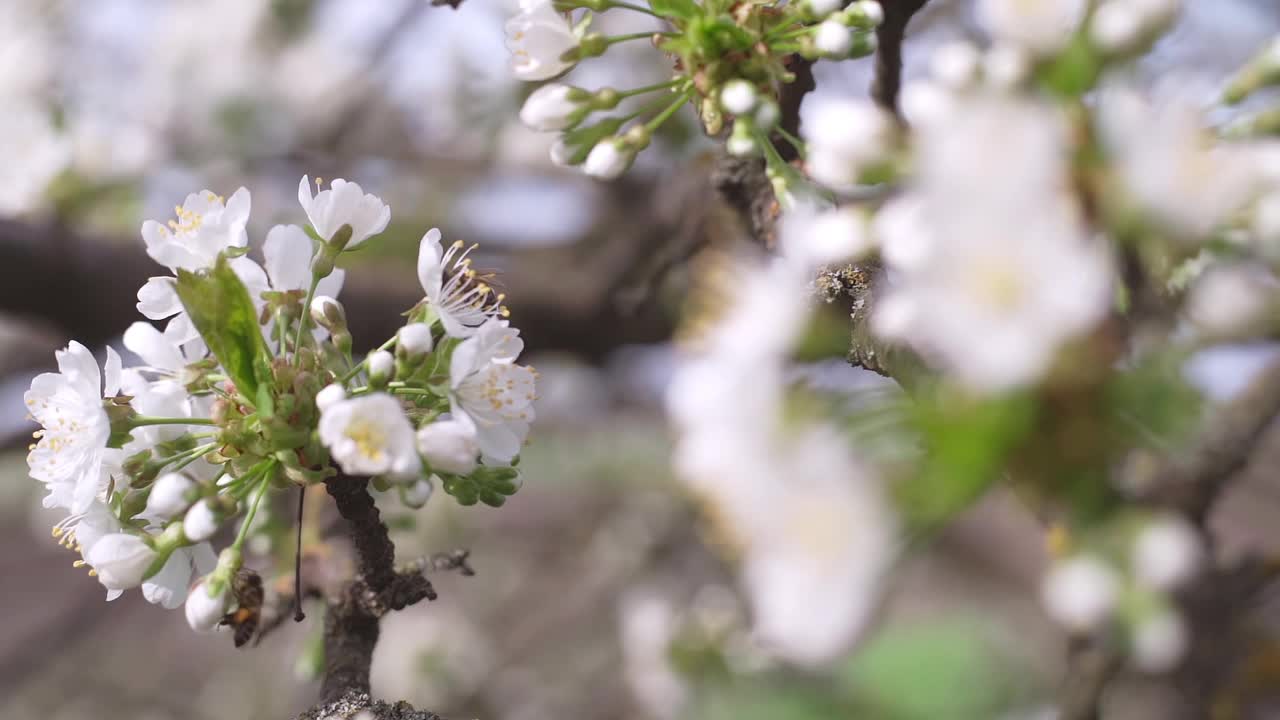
left=296, top=691, right=444, bottom=720
left=307, top=475, right=441, bottom=716
left=870, top=0, right=929, bottom=118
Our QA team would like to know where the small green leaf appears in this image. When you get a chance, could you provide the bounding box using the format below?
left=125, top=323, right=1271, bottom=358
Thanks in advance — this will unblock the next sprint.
left=174, top=255, right=272, bottom=403
left=843, top=620, right=1026, bottom=720
left=648, top=0, right=699, bottom=21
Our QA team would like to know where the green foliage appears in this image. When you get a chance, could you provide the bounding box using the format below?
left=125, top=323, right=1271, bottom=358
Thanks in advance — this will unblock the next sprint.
left=441, top=465, right=522, bottom=507
left=1036, top=34, right=1103, bottom=97
left=1106, top=350, right=1202, bottom=452
left=649, top=0, right=701, bottom=22
left=896, top=387, right=1037, bottom=530
left=175, top=255, right=273, bottom=403
left=843, top=620, right=1025, bottom=720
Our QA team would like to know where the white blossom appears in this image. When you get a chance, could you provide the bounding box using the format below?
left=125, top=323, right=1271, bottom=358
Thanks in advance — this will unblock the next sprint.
left=814, top=20, right=854, bottom=57
left=1101, top=90, right=1258, bottom=241
left=1132, top=610, right=1187, bottom=673
left=1091, top=1, right=1144, bottom=52
left=978, top=0, right=1088, bottom=55
left=804, top=0, right=845, bottom=18
left=367, top=350, right=395, bottom=383
left=416, top=416, right=480, bottom=475
left=185, top=578, right=229, bottom=632
left=720, top=80, right=758, bottom=115
left=265, top=224, right=345, bottom=297
left=417, top=228, right=507, bottom=338
left=1041, top=556, right=1120, bottom=632
left=146, top=472, right=196, bottom=520
left=505, top=0, right=578, bottom=81
left=802, top=98, right=895, bottom=189
left=519, top=84, right=583, bottom=131
left=780, top=205, right=872, bottom=268
left=183, top=499, right=221, bottom=542
left=297, top=175, right=390, bottom=248
left=400, top=478, right=435, bottom=509
left=930, top=42, right=981, bottom=89
left=1185, top=263, right=1277, bottom=339
left=26, top=342, right=122, bottom=514
left=584, top=139, right=634, bottom=180
left=398, top=323, right=435, bottom=357
left=0, top=100, right=70, bottom=215
left=873, top=95, right=1111, bottom=391
left=85, top=533, right=157, bottom=592
left=142, top=188, right=251, bottom=272
left=143, top=544, right=217, bottom=609
left=1133, top=516, right=1202, bottom=591
left=316, top=383, right=347, bottom=413
left=449, top=320, right=536, bottom=463
left=319, top=393, right=421, bottom=478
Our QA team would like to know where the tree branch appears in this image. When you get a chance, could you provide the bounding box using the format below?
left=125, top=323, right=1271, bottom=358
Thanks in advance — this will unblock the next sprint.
left=871, top=0, right=929, bottom=118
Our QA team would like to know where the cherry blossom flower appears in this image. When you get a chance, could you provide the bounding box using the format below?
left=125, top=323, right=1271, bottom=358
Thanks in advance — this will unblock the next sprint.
left=417, top=228, right=508, bottom=339
left=318, top=393, right=421, bottom=478
left=505, top=0, right=578, bottom=81
left=449, top=320, right=536, bottom=463
left=297, top=175, right=390, bottom=248
left=142, top=188, right=250, bottom=272
left=416, top=416, right=480, bottom=475
left=26, top=342, right=122, bottom=514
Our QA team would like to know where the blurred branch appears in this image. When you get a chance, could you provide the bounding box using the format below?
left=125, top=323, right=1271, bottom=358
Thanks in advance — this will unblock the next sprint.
left=871, top=0, right=930, bottom=118
left=0, top=217, right=674, bottom=369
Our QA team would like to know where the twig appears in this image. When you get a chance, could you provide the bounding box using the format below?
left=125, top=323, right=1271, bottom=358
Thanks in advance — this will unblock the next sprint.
left=871, top=0, right=930, bottom=118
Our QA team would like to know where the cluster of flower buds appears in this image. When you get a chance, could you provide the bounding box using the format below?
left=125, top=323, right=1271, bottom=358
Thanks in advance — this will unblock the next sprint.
left=507, top=0, right=884, bottom=181
left=27, top=175, right=535, bottom=635
left=1041, top=515, right=1202, bottom=673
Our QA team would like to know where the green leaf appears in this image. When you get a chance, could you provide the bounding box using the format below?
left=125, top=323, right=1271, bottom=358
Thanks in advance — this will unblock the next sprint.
left=843, top=620, right=1026, bottom=720
left=648, top=0, right=699, bottom=21
left=897, top=387, right=1036, bottom=530
left=174, top=255, right=272, bottom=403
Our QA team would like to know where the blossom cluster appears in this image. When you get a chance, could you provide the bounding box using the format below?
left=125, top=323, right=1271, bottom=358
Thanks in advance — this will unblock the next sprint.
left=28, top=175, right=534, bottom=636
left=505, top=0, right=884, bottom=179
left=664, top=0, right=1280, bottom=681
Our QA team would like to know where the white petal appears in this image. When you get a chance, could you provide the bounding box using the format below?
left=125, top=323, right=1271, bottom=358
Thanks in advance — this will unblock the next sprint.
left=264, top=224, right=316, bottom=292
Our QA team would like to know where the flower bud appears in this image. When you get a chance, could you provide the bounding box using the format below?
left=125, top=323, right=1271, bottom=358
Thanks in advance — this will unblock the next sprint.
left=719, top=79, right=758, bottom=115
left=397, top=323, right=434, bottom=359
left=183, top=499, right=222, bottom=543
left=519, top=83, right=590, bottom=131
left=1132, top=610, right=1187, bottom=673
left=753, top=99, right=780, bottom=130
left=803, top=0, right=844, bottom=17
left=147, top=472, right=195, bottom=519
left=1133, top=516, right=1202, bottom=591
left=185, top=578, right=229, bottom=632
left=727, top=122, right=758, bottom=157
left=1041, top=556, right=1120, bottom=633
left=86, top=533, right=157, bottom=591
left=814, top=19, right=854, bottom=57
left=584, top=138, right=635, bottom=180
left=310, top=295, right=346, bottom=332
left=847, top=0, right=883, bottom=27
left=316, top=383, right=347, bottom=413
left=416, top=418, right=479, bottom=475
left=400, top=478, right=435, bottom=509
left=367, top=350, right=395, bottom=388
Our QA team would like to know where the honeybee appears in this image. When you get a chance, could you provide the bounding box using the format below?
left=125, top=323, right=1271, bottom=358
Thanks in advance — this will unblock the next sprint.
left=220, top=567, right=264, bottom=648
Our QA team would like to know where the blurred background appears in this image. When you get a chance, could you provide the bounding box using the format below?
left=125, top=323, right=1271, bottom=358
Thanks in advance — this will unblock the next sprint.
left=2, top=1, right=1279, bottom=718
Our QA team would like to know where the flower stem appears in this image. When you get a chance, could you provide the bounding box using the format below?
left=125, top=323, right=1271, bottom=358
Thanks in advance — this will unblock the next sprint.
left=644, top=86, right=696, bottom=133
left=169, top=443, right=218, bottom=472
left=337, top=336, right=399, bottom=385
left=232, top=465, right=274, bottom=550
left=605, top=0, right=660, bottom=17
left=618, top=78, right=683, bottom=99
left=775, top=126, right=806, bottom=158
left=605, top=31, right=673, bottom=46
left=131, top=416, right=216, bottom=428
left=293, top=274, right=321, bottom=365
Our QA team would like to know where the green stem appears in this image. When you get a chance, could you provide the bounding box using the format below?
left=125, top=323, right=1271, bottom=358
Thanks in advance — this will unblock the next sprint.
left=605, top=0, right=660, bottom=16
left=293, top=275, right=321, bottom=365
left=643, top=87, right=695, bottom=133
left=765, top=23, right=812, bottom=41
left=775, top=126, right=806, bottom=158
left=605, top=31, right=672, bottom=45
left=131, top=416, right=216, bottom=428
left=169, top=443, right=218, bottom=472
left=232, top=466, right=274, bottom=550
left=336, top=335, right=399, bottom=385
left=618, top=78, right=683, bottom=98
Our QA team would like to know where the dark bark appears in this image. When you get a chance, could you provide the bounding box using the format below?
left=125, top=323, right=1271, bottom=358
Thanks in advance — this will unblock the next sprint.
left=314, top=475, right=439, bottom=709
left=871, top=0, right=930, bottom=118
